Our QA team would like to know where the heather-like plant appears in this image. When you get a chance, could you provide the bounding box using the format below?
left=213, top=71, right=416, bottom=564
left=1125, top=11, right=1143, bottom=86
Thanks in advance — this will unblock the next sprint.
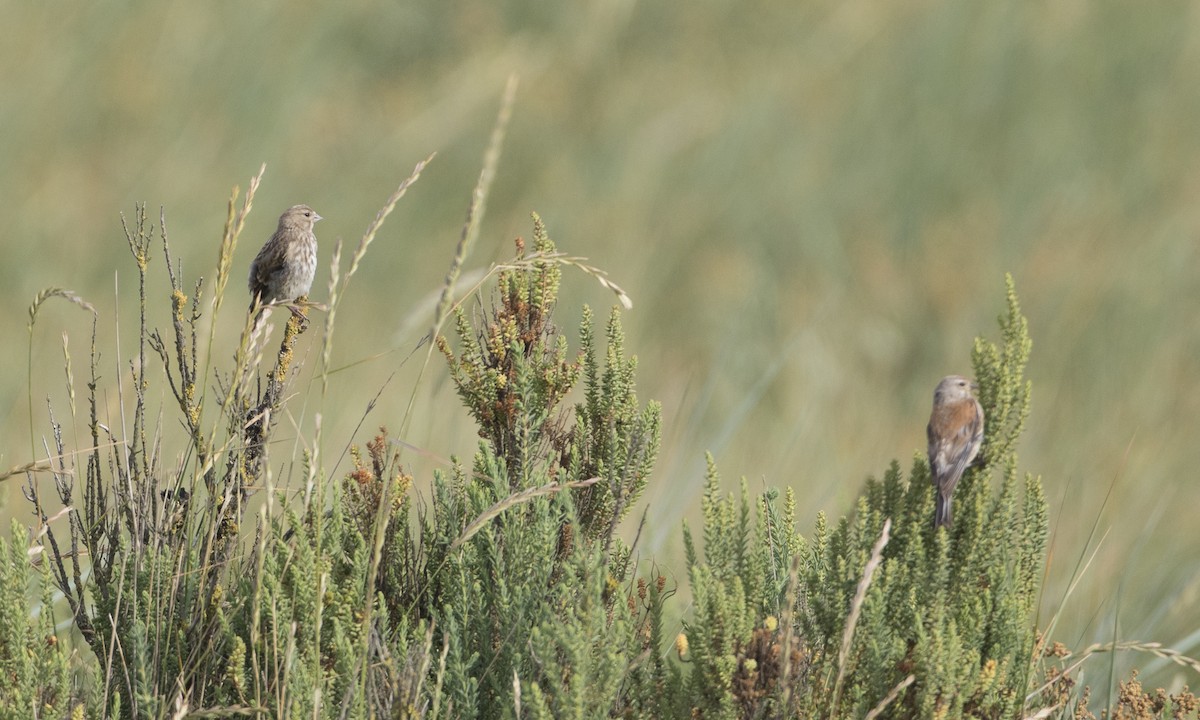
left=0, top=521, right=79, bottom=718
left=428, top=215, right=662, bottom=718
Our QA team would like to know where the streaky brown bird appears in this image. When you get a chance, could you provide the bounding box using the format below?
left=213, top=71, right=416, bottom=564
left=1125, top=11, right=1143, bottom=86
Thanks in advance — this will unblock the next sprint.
left=248, top=204, right=322, bottom=311
left=926, top=375, right=984, bottom=530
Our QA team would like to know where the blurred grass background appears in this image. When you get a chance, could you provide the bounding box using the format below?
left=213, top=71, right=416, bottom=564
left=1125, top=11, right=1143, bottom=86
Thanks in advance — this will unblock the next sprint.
left=3, top=0, right=1200, bottom=695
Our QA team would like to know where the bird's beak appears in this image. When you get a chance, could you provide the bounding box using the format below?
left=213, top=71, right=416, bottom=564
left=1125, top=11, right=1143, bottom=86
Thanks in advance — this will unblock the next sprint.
left=970, top=381, right=980, bottom=393
left=314, top=213, right=324, bottom=223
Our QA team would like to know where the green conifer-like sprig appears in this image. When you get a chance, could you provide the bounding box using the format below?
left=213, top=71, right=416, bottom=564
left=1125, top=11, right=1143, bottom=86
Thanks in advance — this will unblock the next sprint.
left=971, top=273, right=1033, bottom=469
left=568, top=305, right=662, bottom=541
left=681, top=455, right=808, bottom=717
left=440, top=219, right=581, bottom=486
left=0, top=522, right=78, bottom=715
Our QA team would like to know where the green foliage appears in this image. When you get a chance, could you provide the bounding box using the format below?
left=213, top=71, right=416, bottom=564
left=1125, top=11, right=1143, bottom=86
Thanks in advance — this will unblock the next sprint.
left=681, top=458, right=807, bottom=719
left=429, top=215, right=664, bottom=718
left=18, top=170, right=1080, bottom=717
left=568, top=304, right=662, bottom=542
left=972, top=273, right=1034, bottom=470
left=786, top=273, right=1047, bottom=718
left=22, top=178, right=441, bottom=718
left=0, top=521, right=78, bottom=718
left=672, top=275, right=1048, bottom=718
left=439, top=214, right=580, bottom=483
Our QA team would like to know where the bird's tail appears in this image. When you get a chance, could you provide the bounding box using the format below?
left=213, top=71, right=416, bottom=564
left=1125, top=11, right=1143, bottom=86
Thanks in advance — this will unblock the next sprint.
left=245, top=303, right=273, bottom=358
left=934, top=490, right=953, bottom=530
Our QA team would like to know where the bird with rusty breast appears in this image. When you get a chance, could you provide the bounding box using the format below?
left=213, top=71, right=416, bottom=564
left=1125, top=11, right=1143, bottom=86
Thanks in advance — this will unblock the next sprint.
left=248, top=204, right=322, bottom=311
left=926, top=375, right=984, bottom=530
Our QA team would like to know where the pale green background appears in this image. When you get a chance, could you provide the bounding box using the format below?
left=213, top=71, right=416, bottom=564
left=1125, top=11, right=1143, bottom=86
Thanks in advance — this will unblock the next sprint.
left=3, top=0, right=1199, bottom=695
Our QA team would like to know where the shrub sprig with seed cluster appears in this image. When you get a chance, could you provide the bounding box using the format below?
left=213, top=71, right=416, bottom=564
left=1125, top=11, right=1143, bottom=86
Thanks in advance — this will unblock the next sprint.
left=428, top=214, right=663, bottom=718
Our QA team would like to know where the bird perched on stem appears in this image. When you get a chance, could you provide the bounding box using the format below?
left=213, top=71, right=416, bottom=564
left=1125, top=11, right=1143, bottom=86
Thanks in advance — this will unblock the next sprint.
left=927, top=375, right=984, bottom=530
left=248, top=204, right=322, bottom=314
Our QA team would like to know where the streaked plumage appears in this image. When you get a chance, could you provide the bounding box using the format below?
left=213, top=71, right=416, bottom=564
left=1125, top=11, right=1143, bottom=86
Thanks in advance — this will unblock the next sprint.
left=248, top=204, right=322, bottom=309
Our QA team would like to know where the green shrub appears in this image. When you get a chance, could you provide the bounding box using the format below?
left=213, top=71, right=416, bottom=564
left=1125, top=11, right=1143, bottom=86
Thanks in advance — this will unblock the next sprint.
left=0, top=520, right=79, bottom=718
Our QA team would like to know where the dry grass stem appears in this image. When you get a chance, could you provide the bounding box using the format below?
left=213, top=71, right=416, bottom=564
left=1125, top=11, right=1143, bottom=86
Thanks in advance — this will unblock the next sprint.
left=449, top=478, right=600, bottom=551
left=503, top=251, right=633, bottom=309
left=1027, top=640, right=1200, bottom=703
left=830, top=517, right=891, bottom=717
left=430, top=74, right=518, bottom=340
left=863, top=673, right=915, bottom=720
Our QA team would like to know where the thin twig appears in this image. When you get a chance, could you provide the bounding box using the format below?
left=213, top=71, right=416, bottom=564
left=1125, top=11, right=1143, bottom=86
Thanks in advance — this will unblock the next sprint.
left=830, top=518, right=891, bottom=717
left=863, top=673, right=914, bottom=720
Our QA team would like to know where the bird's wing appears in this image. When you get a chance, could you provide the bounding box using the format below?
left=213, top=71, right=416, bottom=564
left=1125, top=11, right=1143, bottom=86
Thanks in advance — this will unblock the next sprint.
left=928, top=399, right=983, bottom=487
left=248, top=237, right=285, bottom=296
left=943, top=401, right=983, bottom=489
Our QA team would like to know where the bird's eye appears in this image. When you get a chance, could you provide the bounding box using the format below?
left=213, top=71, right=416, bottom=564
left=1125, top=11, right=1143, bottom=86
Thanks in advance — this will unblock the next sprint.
left=304, top=211, right=311, bottom=217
